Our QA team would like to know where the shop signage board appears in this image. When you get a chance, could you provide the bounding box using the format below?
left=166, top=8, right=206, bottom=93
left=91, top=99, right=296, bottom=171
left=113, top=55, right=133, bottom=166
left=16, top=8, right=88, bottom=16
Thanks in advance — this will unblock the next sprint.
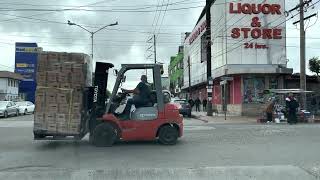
left=211, top=0, right=286, bottom=67
left=14, top=42, right=40, bottom=102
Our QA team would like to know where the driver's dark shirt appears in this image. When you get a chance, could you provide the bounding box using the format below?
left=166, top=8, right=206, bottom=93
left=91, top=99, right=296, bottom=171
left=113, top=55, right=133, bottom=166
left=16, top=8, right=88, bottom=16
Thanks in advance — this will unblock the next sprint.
left=136, top=82, right=151, bottom=101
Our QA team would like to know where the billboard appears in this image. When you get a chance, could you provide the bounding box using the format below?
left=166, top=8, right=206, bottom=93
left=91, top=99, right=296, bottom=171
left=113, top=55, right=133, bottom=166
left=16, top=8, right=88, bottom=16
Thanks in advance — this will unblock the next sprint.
left=212, top=0, right=286, bottom=68
left=15, top=42, right=42, bottom=102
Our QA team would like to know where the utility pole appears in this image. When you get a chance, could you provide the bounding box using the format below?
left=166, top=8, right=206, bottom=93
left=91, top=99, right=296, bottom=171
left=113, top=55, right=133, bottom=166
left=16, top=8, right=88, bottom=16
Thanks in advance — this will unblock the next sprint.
left=299, top=0, right=306, bottom=109
left=206, top=0, right=213, bottom=116
left=289, top=0, right=314, bottom=109
left=188, top=57, right=191, bottom=99
left=154, top=34, right=157, bottom=64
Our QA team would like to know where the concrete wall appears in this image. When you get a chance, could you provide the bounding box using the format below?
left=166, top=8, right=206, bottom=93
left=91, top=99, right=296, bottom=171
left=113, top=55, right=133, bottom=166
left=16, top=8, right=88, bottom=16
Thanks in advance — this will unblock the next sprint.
left=242, top=103, right=268, bottom=116
left=216, top=104, right=242, bottom=116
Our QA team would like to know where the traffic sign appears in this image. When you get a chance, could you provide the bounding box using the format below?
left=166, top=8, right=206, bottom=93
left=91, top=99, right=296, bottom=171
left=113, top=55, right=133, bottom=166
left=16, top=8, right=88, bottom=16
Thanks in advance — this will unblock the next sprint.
left=221, top=76, right=233, bottom=81
left=220, top=80, right=227, bottom=85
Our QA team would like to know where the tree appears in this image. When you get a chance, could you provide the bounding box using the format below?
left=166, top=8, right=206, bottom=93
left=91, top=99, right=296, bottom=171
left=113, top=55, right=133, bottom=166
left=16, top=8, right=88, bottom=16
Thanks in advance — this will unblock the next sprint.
left=309, top=57, right=320, bottom=77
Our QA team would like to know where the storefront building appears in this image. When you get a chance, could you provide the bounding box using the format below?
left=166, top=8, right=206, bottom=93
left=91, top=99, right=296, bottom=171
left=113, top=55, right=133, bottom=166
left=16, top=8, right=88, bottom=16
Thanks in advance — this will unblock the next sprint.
left=183, top=0, right=293, bottom=115
left=182, top=15, right=208, bottom=101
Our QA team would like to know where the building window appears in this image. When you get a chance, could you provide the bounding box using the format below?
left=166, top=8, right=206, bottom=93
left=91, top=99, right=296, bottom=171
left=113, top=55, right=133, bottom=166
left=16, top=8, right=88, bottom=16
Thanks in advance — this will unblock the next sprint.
left=243, top=77, right=265, bottom=104
left=269, top=77, right=278, bottom=89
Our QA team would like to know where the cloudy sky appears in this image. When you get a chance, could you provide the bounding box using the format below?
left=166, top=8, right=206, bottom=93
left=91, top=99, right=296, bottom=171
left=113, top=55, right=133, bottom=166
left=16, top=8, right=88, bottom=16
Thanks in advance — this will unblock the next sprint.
left=0, top=0, right=319, bottom=89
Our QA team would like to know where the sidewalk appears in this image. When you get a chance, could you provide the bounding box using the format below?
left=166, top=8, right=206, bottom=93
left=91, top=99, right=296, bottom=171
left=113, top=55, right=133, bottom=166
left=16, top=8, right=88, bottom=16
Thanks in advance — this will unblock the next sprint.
left=192, top=111, right=320, bottom=124
left=191, top=111, right=258, bottom=124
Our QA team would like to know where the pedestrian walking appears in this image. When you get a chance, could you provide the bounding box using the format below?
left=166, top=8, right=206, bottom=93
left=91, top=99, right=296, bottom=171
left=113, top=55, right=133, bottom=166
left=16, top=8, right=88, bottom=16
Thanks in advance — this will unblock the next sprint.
left=202, top=99, right=207, bottom=111
left=311, top=97, right=317, bottom=115
left=195, top=98, right=201, bottom=112
left=286, top=93, right=299, bottom=124
left=188, top=98, right=195, bottom=111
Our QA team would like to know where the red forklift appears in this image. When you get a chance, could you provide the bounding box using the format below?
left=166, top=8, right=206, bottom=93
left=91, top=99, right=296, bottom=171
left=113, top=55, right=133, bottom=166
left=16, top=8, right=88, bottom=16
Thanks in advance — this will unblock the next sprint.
left=35, top=62, right=183, bottom=147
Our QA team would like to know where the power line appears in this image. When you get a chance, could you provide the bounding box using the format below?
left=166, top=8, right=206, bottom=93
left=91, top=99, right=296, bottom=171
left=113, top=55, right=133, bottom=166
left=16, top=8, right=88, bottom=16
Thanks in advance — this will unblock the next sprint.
left=0, top=0, right=205, bottom=8
left=0, top=5, right=204, bottom=13
left=0, top=0, right=113, bottom=24
left=156, top=0, right=170, bottom=35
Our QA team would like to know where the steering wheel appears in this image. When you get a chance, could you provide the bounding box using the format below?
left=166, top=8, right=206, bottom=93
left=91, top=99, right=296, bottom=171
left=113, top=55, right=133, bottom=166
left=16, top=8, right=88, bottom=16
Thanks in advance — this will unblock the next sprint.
left=120, top=89, right=130, bottom=96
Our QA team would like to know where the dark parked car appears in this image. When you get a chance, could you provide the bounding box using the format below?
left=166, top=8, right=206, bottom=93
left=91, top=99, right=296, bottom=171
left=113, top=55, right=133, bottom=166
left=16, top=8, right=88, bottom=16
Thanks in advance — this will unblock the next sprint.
left=173, top=99, right=191, bottom=117
left=0, top=101, right=19, bottom=118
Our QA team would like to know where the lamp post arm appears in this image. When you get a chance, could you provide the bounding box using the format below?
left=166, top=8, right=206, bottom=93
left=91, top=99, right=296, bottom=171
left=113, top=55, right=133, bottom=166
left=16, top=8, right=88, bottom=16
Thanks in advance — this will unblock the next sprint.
left=75, top=24, right=92, bottom=34
left=93, top=22, right=118, bottom=34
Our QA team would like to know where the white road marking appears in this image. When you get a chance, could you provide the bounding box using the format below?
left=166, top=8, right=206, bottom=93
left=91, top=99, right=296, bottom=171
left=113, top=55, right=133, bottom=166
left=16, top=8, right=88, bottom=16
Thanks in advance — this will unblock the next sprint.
left=184, top=125, right=215, bottom=131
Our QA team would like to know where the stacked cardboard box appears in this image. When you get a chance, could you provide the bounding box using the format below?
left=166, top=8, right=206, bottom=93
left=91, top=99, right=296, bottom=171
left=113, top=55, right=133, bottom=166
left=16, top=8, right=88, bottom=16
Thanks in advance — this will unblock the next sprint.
left=34, top=51, right=92, bottom=134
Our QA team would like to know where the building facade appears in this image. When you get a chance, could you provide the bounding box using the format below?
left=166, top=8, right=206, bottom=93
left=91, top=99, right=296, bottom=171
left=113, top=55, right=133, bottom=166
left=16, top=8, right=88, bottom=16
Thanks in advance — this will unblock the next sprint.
left=183, top=0, right=293, bottom=115
left=161, top=76, right=170, bottom=90
left=0, top=71, right=24, bottom=101
left=169, top=46, right=184, bottom=96
left=182, top=14, right=208, bottom=101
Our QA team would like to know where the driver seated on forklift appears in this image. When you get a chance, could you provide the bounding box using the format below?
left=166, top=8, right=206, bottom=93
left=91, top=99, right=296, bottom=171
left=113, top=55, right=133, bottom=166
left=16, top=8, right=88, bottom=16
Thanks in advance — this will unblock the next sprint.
left=121, top=75, right=151, bottom=119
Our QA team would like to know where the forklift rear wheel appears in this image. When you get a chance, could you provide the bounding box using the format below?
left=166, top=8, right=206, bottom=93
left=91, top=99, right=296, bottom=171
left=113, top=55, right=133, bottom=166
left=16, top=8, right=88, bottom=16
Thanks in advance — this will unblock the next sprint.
left=158, top=125, right=179, bottom=145
left=92, top=123, right=117, bottom=147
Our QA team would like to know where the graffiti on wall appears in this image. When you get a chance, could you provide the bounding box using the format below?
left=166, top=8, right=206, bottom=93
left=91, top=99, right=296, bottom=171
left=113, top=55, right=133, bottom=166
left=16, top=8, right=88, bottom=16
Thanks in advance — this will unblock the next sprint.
left=243, top=77, right=265, bottom=103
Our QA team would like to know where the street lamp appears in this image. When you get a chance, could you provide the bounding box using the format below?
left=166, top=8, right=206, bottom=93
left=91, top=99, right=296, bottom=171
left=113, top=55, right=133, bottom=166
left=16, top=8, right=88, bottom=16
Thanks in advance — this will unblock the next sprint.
left=67, top=20, right=118, bottom=60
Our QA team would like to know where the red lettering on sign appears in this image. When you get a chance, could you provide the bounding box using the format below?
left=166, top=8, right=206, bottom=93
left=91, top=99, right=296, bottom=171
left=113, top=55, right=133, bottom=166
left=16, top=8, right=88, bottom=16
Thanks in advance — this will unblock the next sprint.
left=241, top=28, right=250, bottom=38
left=229, top=3, right=282, bottom=15
left=229, top=3, right=238, bottom=14
left=231, top=28, right=240, bottom=38
left=262, top=4, right=270, bottom=14
left=251, top=4, right=260, bottom=14
left=251, top=28, right=261, bottom=39
left=273, top=29, right=282, bottom=39
left=242, top=3, right=251, bottom=14
left=273, top=4, right=281, bottom=15
left=189, top=21, right=207, bottom=45
left=262, top=29, right=272, bottom=39
left=232, top=28, right=283, bottom=39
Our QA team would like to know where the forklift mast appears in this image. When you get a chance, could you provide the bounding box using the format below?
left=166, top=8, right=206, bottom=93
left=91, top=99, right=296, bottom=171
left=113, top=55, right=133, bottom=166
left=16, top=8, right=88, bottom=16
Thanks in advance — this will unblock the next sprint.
left=92, top=62, right=114, bottom=118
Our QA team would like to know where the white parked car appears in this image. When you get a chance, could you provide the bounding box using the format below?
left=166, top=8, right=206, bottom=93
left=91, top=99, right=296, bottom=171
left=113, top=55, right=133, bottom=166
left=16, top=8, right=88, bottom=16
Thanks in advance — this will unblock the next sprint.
left=16, top=101, right=35, bottom=115
left=0, top=101, right=19, bottom=118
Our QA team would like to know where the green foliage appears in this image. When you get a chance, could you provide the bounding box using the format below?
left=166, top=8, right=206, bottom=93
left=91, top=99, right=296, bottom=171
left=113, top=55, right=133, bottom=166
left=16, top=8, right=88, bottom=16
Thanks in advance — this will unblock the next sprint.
left=309, top=57, right=320, bottom=77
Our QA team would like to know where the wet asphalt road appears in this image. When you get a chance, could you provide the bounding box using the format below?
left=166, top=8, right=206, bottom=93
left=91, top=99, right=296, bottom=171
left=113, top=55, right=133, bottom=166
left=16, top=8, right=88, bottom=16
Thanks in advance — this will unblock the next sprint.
left=0, top=115, right=319, bottom=179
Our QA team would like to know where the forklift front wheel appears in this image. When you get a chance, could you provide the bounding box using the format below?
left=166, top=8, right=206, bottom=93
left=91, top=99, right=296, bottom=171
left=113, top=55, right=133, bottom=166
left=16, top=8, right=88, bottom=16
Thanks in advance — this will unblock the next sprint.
left=158, top=125, right=179, bottom=145
left=92, top=123, right=117, bottom=147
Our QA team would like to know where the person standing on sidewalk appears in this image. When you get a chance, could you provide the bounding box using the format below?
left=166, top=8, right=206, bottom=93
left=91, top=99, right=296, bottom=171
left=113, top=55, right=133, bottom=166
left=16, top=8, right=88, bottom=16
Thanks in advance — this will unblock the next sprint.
left=195, top=98, right=201, bottom=112
left=202, top=99, right=207, bottom=111
left=265, top=100, right=275, bottom=123
left=188, top=98, right=195, bottom=111
left=286, top=93, right=299, bottom=124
